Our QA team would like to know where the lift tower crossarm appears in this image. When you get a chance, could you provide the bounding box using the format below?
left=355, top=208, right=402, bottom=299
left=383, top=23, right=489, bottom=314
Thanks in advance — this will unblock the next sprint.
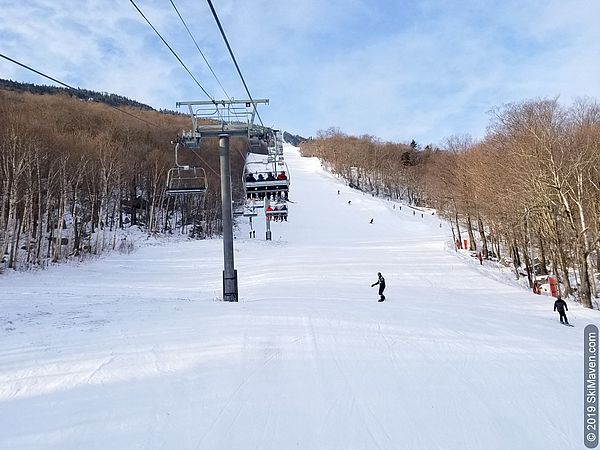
left=176, top=99, right=269, bottom=106
left=177, top=99, right=269, bottom=137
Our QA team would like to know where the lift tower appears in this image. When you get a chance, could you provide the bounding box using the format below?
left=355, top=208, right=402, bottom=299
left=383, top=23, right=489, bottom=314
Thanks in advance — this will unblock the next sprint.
left=176, top=99, right=269, bottom=302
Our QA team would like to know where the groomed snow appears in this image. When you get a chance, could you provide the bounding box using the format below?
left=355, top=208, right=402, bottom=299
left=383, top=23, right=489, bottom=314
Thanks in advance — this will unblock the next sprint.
left=1, top=144, right=597, bottom=449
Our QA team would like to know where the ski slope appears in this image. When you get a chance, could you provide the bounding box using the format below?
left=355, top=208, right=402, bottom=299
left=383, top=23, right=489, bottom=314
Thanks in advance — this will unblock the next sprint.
left=1, top=144, right=597, bottom=450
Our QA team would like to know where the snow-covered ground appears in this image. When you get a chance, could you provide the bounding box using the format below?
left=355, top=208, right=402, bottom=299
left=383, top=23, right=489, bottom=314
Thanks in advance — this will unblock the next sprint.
left=1, top=144, right=598, bottom=449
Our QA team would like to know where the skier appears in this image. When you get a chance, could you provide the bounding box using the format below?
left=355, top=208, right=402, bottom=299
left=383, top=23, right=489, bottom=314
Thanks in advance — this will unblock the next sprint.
left=371, top=272, right=386, bottom=302
left=553, top=296, right=569, bottom=325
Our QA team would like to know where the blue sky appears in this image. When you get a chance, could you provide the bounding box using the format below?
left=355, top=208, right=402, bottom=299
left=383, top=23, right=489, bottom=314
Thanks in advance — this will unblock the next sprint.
left=1, top=0, right=599, bottom=146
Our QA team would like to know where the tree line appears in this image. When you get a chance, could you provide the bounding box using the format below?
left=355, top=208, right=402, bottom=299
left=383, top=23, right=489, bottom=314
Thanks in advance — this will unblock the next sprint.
left=0, top=78, right=154, bottom=110
left=300, top=99, right=600, bottom=309
left=300, top=128, right=433, bottom=206
left=0, top=89, right=247, bottom=272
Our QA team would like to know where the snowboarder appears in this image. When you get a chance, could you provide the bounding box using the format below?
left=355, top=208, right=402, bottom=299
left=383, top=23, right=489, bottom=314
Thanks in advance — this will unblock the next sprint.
left=553, top=296, right=569, bottom=325
left=371, top=272, right=386, bottom=302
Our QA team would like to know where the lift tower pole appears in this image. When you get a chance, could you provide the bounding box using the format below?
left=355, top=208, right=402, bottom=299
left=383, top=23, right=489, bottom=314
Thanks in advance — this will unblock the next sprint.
left=219, top=133, right=237, bottom=302
left=175, top=99, right=269, bottom=303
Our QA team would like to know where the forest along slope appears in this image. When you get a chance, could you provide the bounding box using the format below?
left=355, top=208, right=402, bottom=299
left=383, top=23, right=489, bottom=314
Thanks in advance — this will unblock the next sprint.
left=0, top=144, right=597, bottom=450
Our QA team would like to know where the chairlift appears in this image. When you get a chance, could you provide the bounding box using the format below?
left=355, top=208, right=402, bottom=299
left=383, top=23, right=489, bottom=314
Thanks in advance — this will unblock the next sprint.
left=245, top=198, right=265, bottom=209
left=166, top=142, right=207, bottom=196
left=243, top=160, right=290, bottom=198
left=166, top=166, right=207, bottom=195
left=243, top=208, right=258, bottom=218
left=265, top=201, right=288, bottom=221
left=179, top=130, right=202, bottom=149
left=248, top=136, right=262, bottom=153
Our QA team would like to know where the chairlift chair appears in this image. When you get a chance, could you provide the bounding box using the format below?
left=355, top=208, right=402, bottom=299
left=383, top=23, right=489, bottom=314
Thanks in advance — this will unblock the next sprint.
left=265, top=201, right=288, bottom=221
left=166, top=142, right=208, bottom=196
left=243, top=207, right=259, bottom=217
left=243, top=160, right=290, bottom=197
left=248, top=136, right=262, bottom=153
left=179, top=130, right=202, bottom=149
left=166, top=166, right=207, bottom=195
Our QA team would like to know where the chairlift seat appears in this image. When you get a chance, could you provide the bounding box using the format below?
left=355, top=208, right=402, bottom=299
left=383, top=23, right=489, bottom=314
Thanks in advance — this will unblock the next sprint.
left=245, top=179, right=290, bottom=193
left=180, top=131, right=202, bottom=149
left=245, top=199, right=265, bottom=209
left=243, top=210, right=258, bottom=217
left=248, top=137, right=264, bottom=153
left=166, top=167, right=207, bottom=195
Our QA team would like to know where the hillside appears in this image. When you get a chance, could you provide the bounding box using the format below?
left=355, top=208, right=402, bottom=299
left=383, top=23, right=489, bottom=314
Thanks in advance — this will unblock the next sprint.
left=0, top=78, right=155, bottom=110
left=0, top=87, right=248, bottom=272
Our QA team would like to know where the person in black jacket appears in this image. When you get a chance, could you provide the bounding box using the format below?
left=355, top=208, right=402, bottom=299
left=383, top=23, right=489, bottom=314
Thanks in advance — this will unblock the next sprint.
left=554, top=296, right=569, bottom=325
left=371, top=272, right=386, bottom=302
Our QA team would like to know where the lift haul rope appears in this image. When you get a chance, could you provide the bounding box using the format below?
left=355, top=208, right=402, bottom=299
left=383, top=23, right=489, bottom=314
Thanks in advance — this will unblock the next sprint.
left=169, top=0, right=231, bottom=102
left=206, top=0, right=264, bottom=128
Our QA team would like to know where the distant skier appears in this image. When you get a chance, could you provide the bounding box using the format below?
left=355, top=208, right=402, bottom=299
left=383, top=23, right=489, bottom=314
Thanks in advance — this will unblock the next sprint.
left=553, top=296, right=569, bottom=325
left=371, top=272, right=386, bottom=302
left=370, top=218, right=374, bottom=224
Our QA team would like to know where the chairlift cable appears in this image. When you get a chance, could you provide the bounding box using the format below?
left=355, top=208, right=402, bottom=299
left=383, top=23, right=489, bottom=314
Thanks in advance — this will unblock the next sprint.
left=187, top=146, right=220, bottom=178
left=169, top=0, right=231, bottom=102
left=206, top=0, right=265, bottom=127
left=0, top=52, right=169, bottom=131
left=128, top=0, right=218, bottom=107
left=1, top=52, right=228, bottom=189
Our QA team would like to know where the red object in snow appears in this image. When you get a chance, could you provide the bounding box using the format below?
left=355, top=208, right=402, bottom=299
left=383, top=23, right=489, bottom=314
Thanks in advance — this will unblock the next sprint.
left=463, top=239, right=468, bottom=250
left=548, top=276, right=558, bottom=297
